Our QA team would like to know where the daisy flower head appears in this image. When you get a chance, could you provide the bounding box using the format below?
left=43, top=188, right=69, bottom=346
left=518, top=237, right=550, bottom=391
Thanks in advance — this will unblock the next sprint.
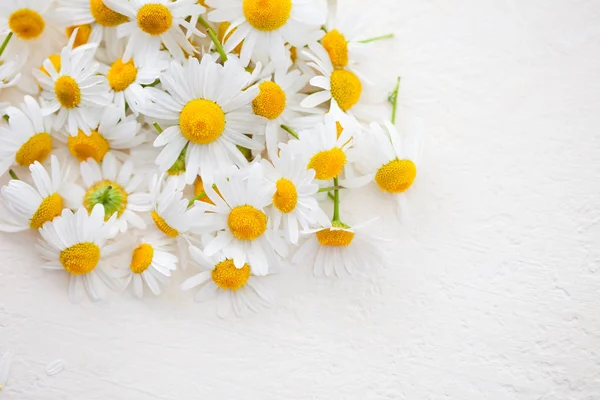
left=181, top=244, right=274, bottom=317
left=35, top=204, right=120, bottom=301
left=33, top=30, right=112, bottom=135
left=102, top=0, right=205, bottom=62
left=141, top=55, right=264, bottom=184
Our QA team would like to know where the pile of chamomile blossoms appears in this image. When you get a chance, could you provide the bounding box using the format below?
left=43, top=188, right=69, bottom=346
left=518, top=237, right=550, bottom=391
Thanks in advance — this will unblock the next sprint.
left=0, top=0, right=422, bottom=316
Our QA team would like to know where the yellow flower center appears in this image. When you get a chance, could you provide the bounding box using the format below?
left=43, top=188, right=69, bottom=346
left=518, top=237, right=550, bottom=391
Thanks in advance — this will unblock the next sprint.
left=330, top=69, right=362, bottom=112
left=137, top=4, right=172, bottom=36
left=67, top=129, right=110, bottom=162
left=322, top=29, right=348, bottom=68
left=179, top=99, right=226, bottom=144
left=130, top=243, right=154, bottom=274
left=252, top=81, right=286, bottom=120
left=307, top=147, right=346, bottom=180
left=40, top=54, right=61, bottom=76
left=316, top=227, right=355, bottom=247
left=375, top=159, right=417, bottom=193
left=8, top=8, right=45, bottom=40
left=15, top=132, right=52, bottom=167
left=107, top=58, right=138, bottom=92
left=211, top=259, right=251, bottom=290
left=228, top=205, right=267, bottom=241
left=59, top=242, right=101, bottom=275
left=54, top=76, right=81, bottom=109
left=272, top=178, right=297, bottom=213
left=218, top=22, right=242, bottom=54
left=151, top=210, right=179, bottom=237
left=84, top=180, right=128, bottom=220
left=66, top=24, right=92, bottom=48
left=242, top=0, right=292, bottom=31
left=30, top=193, right=63, bottom=229
left=90, top=0, right=128, bottom=27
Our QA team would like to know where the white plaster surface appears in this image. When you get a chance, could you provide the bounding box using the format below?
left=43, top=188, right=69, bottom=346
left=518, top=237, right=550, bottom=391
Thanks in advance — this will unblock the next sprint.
left=1, top=0, right=600, bottom=399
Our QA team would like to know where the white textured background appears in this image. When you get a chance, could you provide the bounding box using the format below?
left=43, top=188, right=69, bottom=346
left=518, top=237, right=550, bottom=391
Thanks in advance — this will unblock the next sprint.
left=2, top=0, right=600, bottom=399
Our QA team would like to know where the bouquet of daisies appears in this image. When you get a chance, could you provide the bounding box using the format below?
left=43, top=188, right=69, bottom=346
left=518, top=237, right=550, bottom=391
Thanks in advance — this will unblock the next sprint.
left=0, top=0, right=422, bottom=317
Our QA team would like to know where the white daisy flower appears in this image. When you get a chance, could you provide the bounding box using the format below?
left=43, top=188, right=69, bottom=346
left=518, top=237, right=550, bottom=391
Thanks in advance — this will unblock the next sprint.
left=181, top=244, right=274, bottom=317
left=0, top=350, right=13, bottom=391
left=0, top=95, right=54, bottom=178
left=261, top=147, right=330, bottom=244
left=36, top=204, right=121, bottom=301
left=140, top=56, right=264, bottom=184
left=0, top=155, right=78, bottom=232
left=193, top=164, right=288, bottom=276
left=33, top=31, right=112, bottom=135
left=102, top=0, right=205, bottom=62
left=206, top=0, right=325, bottom=68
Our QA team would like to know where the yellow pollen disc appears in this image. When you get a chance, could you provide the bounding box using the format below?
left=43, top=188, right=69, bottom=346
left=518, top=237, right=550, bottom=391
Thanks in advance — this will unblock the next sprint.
left=67, top=129, right=110, bottom=162
left=272, top=178, right=297, bottom=213
left=330, top=69, right=362, bottom=112
left=307, top=147, right=347, bottom=180
left=242, top=0, right=292, bottom=31
left=30, top=193, right=63, bottom=229
left=15, top=132, right=52, bottom=166
left=316, top=227, right=355, bottom=247
left=66, top=24, right=92, bottom=48
left=179, top=99, right=226, bottom=144
left=40, top=54, right=61, bottom=77
left=218, top=22, right=242, bottom=54
left=130, top=243, right=154, bottom=274
left=228, top=205, right=267, bottom=241
left=8, top=8, right=45, bottom=40
left=59, top=242, right=101, bottom=275
left=252, top=81, right=286, bottom=120
left=54, top=76, right=81, bottom=109
left=90, top=0, right=128, bottom=27
left=151, top=211, right=179, bottom=238
left=322, top=29, right=348, bottom=68
left=375, top=159, right=417, bottom=193
left=137, top=4, right=172, bottom=36
left=211, top=259, right=251, bottom=290
left=107, top=58, right=138, bottom=92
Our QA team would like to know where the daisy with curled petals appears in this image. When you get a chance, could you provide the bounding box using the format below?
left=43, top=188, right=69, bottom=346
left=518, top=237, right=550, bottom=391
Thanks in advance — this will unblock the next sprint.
left=193, top=165, right=288, bottom=276
left=260, top=147, right=330, bottom=244
left=206, top=0, right=325, bottom=68
left=0, top=156, right=78, bottom=232
left=33, top=31, right=112, bottom=135
left=102, top=0, right=205, bottom=62
left=35, top=204, right=120, bottom=302
left=140, top=56, right=264, bottom=184
left=181, top=244, right=274, bottom=317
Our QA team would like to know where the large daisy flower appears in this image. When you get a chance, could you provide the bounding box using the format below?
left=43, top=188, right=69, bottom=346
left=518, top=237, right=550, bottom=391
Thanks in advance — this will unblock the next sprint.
left=206, top=0, right=325, bottom=68
left=35, top=204, right=121, bottom=301
left=140, top=56, right=264, bottom=184
left=181, top=244, right=274, bottom=317
left=102, top=0, right=204, bottom=62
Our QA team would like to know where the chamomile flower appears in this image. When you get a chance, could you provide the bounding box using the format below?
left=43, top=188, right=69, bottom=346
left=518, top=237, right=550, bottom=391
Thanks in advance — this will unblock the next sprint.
left=206, top=0, right=325, bottom=68
left=193, top=164, right=288, bottom=276
left=261, top=148, right=330, bottom=244
left=102, top=0, right=205, bottom=62
left=36, top=204, right=120, bottom=301
left=140, top=56, right=264, bottom=184
left=181, top=245, right=274, bottom=317
left=33, top=31, right=112, bottom=135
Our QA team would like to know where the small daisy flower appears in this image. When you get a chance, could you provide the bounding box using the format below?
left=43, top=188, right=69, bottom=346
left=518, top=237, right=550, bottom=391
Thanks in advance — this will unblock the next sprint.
left=261, top=147, right=330, bottom=244
left=0, top=350, right=13, bottom=391
left=36, top=204, right=120, bottom=301
left=33, top=31, right=112, bottom=135
left=181, top=245, right=274, bottom=317
left=102, top=0, right=205, bottom=62
left=140, top=56, right=264, bottom=184
left=0, top=156, right=78, bottom=232
left=206, top=0, right=325, bottom=68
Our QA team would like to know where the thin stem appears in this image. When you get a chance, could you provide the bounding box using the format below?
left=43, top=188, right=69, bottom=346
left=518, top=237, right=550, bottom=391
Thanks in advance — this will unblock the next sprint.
left=281, top=124, right=299, bottom=139
left=389, top=76, right=401, bottom=124
left=358, top=33, right=394, bottom=44
left=153, top=122, right=163, bottom=134
left=318, top=185, right=344, bottom=193
left=0, top=32, right=13, bottom=59
left=332, top=177, right=340, bottom=222
left=198, top=16, right=228, bottom=62
left=327, top=192, right=335, bottom=201
left=8, top=169, right=19, bottom=180
left=188, top=191, right=206, bottom=207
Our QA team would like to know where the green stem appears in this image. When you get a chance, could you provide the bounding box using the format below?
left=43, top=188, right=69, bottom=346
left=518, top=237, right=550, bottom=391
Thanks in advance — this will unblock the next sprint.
left=358, top=33, right=394, bottom=44
left=281, top=124, right=299, bottom=139
left=0, top=32, right=13, bottom=59
left=332, top=177, right=340, bottom=222
left=8, top=169, right=19, bottom=180
left=327, top=192, right=335, bottom=201
left=99, top=186, right=112, bottom=204
left=188, top=191, right=206, bottom=207
left=153, top=122, right=163, bottom=134
left=318, top=185, right=344, bottom=193
left=389, top=76, right=401, bottom=124
left=198, top=16, right=228, bottom=62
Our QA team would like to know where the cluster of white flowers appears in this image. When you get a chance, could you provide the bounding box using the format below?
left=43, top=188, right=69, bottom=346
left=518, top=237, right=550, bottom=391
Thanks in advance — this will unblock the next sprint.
left=0, top=0, right=423, bottom=317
